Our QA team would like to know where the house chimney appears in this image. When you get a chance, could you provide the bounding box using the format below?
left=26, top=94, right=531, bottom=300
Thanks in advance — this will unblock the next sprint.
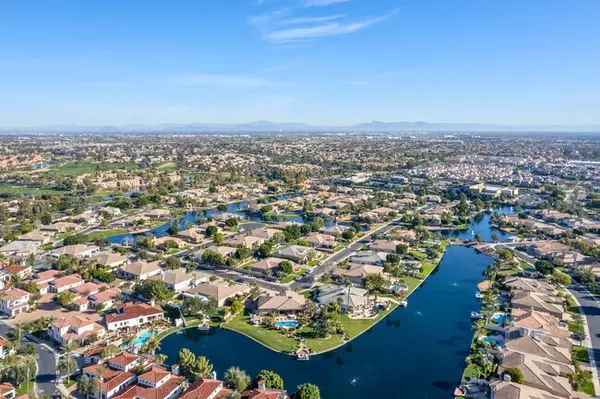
left=171, top=364, right=180, bottom=376
left=210, top=371, right=217, bottom=380
left=257, top=380, right=266, bottom=390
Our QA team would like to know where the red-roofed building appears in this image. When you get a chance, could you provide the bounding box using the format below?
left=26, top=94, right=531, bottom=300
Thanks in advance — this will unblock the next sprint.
left=49, top=315, right=106, bottom=345
left=2, top=264, right=33, bottom=279
left=0, top=382, right=16, bottom=399
left=0, top=287, right=30, bottom=317
left=31, top=269, right=60, bottom=294
left=104, top=302, right=164, bottom=331
left=83, top=362, right=137, bottom=399
left=48, top=274, right=85, bottom=293
left=0, top=336, right=14, bottom=359
left=112, top=367, right=186, bottom=399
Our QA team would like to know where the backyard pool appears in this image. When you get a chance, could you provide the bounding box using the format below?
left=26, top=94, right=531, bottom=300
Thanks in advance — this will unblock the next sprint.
left=275, top=321, right=299, bottom=328
left=491, top=313, right=508, bottom=324
left=480, top=336, right=505, bottom=346
left=390, top=284, right=409, bottom=292
left=122, top=330, right=158, bottom=349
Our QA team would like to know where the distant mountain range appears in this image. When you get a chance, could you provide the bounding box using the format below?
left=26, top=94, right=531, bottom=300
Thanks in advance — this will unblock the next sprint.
left=2, top=120, right=600, bottom=133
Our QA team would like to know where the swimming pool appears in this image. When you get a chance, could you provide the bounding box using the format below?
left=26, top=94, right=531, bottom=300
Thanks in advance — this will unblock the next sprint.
left=390, top=284, right=409, bottom=292
left=491, top=313, right=506, bottom=324
left=480, top=336, right=504, bottom=346
left=121, top=330, right=158, bottom=349
left=275, top=321, right=299, bottom=328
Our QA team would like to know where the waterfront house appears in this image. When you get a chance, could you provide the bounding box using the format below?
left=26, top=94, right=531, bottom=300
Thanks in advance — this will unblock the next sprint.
left=225, top=235, right=265, bottom=249
left=153, top=236, right=187, bottom=249
left=497, top=351, right=573, bottom=397
left=490, top=380, right=564, bottom=399
left=350, top=251, right=388, bottom=266
left=0, top=287, right=30, bottom=317
left=317, top=284, right=369, bottom=311
left=510, top=291, right=565, bottom=320
left=254, top=290, right=306, bottom=315
left=49, top=315, right=106, bottom=345
left=332, top=263, right=384, bottom=286
left=503, top=334, right=572, bottom=365
left=370, top=239, right=405, bottom=254
left=104, top=302, right=164, bottom=331
left=184, top=280, right=250, bottom=307
left=506, top=309, right=570, bottom=340
left=504, top=277, right=555, bottom=295
left=112, top=366, right=186, bottom=399
left=179, top=377, right=233, bottom=399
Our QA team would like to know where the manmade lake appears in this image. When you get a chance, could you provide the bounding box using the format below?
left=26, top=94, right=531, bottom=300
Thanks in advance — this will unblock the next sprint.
left=157, top=208, right=515, bottom=398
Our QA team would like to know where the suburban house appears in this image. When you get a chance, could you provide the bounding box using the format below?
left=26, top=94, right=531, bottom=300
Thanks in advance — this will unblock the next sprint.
left=254, top=290, right=306, bottom=314
left=184, top=280, right=250, bottom=307
left=0, top=336, right=14, bottom=359
left=276, top=245, right=315, bottom=263
left=350, top=251, right=388, bottom=266
left=82, top=352, right=141, bottom=399
left=305, top=233, right=338, bottom=249
left=176, top=228, right=206, bottom=244
left=390, top=229, right=417, bottom=244
left=370, top=239, right=405, bottom=254
left=179, top=377, right=233, bottom=399
left=506, top=309, right=571, bottom=340
left=30, top=269, right=61, bottom=294
left=153, top=236, right=187, bottom=249
left=0, top=240, right=40, bottom=257
left=17, top=230, right=54, bottom=244
left=93, top=253, right=129, bottom=269
left=0, top=287, right=30, bottom=317
left=504, top=277, right=555, bottom=295
left=490, top=380, right=564, bottom=399
left=332, top=263, right=384, bottom=286
left=40, top=222, right=79, bottom=234
left=250, top=257, right=298, bottom=274
left=118, top=261, right=163, bottom=281
left=511, top=291, right=565, bottom=320
left=319, top=225, right=350, bottom=237
left=49, top=315, right=106, bottom=345
left=112, top=365, right=186, bottom=399
left=1, top=264, right=33, bottom=279
left=88, top=286, right=122, bottom=310
left=48, top=274, right=85, bottom=293
left=225, top=235, right=265, bottom=249
left=49, top=244, right=100, bottom=259
left=149, top=269, right=208, bottom=292
left=104, top=302, right=164, bottom=331
left=247, top=228, right=281, bottom=240
left=317, top=285, right=369, bottom=311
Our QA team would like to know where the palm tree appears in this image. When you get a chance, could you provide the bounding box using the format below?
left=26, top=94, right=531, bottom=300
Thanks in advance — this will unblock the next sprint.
left=60, top=340, right=80, bottom=384
left=155, top=354, right=168, bottom=365
left=121, top=334, right=135, bottom=350
left=141, top=336, right=160, bottom=355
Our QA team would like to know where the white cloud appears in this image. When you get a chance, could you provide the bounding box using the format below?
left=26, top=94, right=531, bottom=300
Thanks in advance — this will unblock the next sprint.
left=265, top=9, right=398, bottom=42
left=281, top=14, right=345, bottom=25
left=248, top=8, right=290, bottom=26
left=172, top=74, right=278, bottom=88
left=304, top=0, right=351, bottom=6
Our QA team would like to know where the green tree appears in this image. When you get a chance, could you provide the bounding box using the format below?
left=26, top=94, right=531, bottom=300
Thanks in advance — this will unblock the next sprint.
left=552, top=271, right=572, bottom=286
left=255, top=370, right=284, bottom=390
left=58, top=357, right=78, bottom=384
left=135, top=279, right=173, bottom=301
left=279, top=261, right=293, bottom=275
left=155, top=354, right=168, bottom=365
left=395, top=244, right=408, bottom=255
left=141, top=336, right=161, bottom=355
left=192, top=356, right=214, bottom=379
left=165, top=256, right=181, bottom=270
left=296, top=383, right=321, bottom=399
left=490, top=233, right=500, bottom=242
left=167, top=225, right=179, bottom=236
left=205, top=225, right=218, bottom=237
left=56, top=291, right=76, bottom=307
left=177, top=348, right=197, bottom=376
left=363, top=273, right=390, bottom=294
left=213, top=232, right=224, bottom=246
left=225, top=367, right=251, bottom=392
left=535, top=260, right=554, bottom=275
left=502, top=367, right=524, bottom=383
left=235, top=247, right=252, bottom=260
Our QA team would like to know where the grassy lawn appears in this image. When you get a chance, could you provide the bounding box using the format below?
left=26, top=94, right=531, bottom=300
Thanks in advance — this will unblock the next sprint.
left=307, top=259, right=320, bottom=267
left=403, top=276, right=423, bottom=296
left=223, top=313, right=298, bottom=353
left=88, top=229, right=129, bottom=239
left=0, top=183, right=70, bottom=196
left=51, top=160, right=140, bottom=175
left=580, top=376, right=596, bottom=396
left=16, top=380, right=35, bottom=395
left=156, top=326, right=181, bottom=341
left=305, top=333, right=345, bottom=354
left=157, top=162, right=178, bottom=172
left=63, top=378, right=77, bottom=389
left=462, top=363, right=482, bottom=379
left=572, top=345, right=591, bottom=363
left=340, top=303, right=398, bottom=339
left=410, top=250, right=428, bottom=261
left=419, top=262, right=436, bottom=279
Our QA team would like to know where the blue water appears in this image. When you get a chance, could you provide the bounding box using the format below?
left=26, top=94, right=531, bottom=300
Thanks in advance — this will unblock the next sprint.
left=491, top=314, right=506, bottom=324
left=107, top=194, right=341, bottom=245
left=159, top=245, right=494, bottom=398
left=440, top=206, right=517, bottom=242
left=480, top=336, right=504, bottom=346
left=390, top=284, right=409, bottom=291
left=275, top=321, right=299, bottom=328
left=122, top=330, right=158, bottom=349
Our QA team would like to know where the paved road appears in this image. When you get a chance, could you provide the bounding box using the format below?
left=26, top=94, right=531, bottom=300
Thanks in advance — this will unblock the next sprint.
left=0, top=321, right=59, bottom=398
left=567, top=284, right=600, bottom=381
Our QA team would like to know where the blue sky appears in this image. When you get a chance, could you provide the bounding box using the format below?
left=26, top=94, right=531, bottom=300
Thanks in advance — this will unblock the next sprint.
left=1, top=0, right=599, bottom=126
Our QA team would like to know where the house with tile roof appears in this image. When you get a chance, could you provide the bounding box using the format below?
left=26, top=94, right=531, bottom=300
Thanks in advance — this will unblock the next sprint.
left=112, top=366, right=186, bottom=399
left=0, top=287, right=30, bottom=317
left=179, top=377, right=233, bottom=399
left=332, top=263, right=384, bottom=286
left=490, top=380, right=564, bottom=399
left=104, top=302, right=164, bottom=331
left=184, top=280, right=250, bottom=307
left=511, top=291, right=565, bottom=320
left=254, top=290, right=306, bottom=315
left=48, top=274, right=85, bottom=293
left=49, top=244, right=100, bottom=259
left=118, top=261, right=163, bottom=281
